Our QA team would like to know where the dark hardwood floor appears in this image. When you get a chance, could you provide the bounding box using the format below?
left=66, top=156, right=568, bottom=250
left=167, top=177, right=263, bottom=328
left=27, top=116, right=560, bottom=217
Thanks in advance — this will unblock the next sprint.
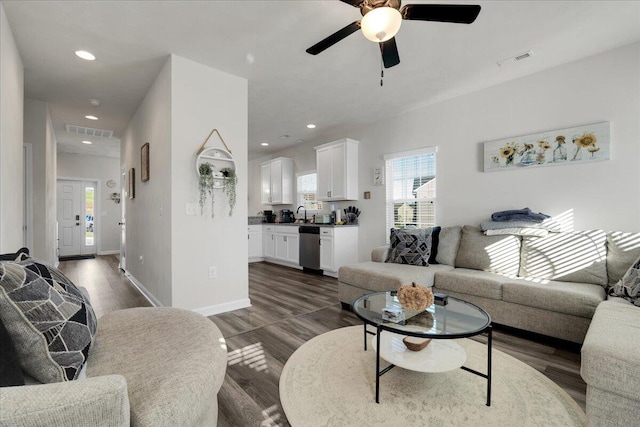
left=59, top=257, right=587, bottom=427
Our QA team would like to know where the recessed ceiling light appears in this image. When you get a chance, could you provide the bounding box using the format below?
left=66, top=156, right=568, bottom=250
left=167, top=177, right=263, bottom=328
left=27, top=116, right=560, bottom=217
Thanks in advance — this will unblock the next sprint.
left=85, top=115, right=98, bottom=120
left=89, top=98, right=101, bottom=107
left=306, top=124, right=316, bottom=129
left=82, top=140, right=93, bottom=145
left=280, top=135, right=290, bottom=139
left=75, top=50, right=96, bottom=61
left=261, top=142, right=269, bottom=146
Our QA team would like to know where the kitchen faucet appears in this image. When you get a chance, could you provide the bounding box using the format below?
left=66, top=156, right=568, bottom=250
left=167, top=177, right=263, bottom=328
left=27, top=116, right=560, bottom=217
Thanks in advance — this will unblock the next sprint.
left=296, top=205, right=307, bottom=223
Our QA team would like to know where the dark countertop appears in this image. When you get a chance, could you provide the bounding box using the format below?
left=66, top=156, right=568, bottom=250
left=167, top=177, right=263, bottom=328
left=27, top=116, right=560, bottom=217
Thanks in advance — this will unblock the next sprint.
left=247, top=217, right=358, bottom=227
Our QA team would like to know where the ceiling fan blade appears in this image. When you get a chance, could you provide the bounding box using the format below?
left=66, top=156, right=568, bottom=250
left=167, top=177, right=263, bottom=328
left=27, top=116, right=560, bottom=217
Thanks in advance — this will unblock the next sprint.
left=306, top=21, right=361, bottom=55
left=339, top=0, right=363, bottom=7
left=380, top=37, right=400, bottom=69
left=401, top=4, right=481, bottom=24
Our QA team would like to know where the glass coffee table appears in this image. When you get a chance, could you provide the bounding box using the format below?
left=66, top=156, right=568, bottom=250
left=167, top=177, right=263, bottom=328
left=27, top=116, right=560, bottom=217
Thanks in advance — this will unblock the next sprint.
left=353, top=291, right=492, bottom=405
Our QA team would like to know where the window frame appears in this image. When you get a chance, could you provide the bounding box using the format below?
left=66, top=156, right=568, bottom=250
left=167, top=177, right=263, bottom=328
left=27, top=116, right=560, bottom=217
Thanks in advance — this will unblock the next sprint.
left=296, top=171, right=323, bottom=212
left=384, top=147, right=437, bottom=239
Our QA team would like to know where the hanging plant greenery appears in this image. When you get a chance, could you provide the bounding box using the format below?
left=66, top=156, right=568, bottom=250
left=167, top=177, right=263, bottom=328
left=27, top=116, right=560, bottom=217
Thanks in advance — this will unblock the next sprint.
left=198, top=162, right=215, bottom=218
left=221, top=167, right=237, bottom=217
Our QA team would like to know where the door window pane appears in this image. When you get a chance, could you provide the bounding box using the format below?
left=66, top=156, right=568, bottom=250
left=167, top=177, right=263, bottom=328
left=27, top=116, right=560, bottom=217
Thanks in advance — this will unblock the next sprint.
left=85, top=187, right=94, bottom=246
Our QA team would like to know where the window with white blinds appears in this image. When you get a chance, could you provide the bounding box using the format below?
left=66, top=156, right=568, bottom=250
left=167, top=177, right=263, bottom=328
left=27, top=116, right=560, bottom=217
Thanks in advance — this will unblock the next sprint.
left=384, top=148, right=436, bottom=237
left=297, top=172, right=323, bottom=211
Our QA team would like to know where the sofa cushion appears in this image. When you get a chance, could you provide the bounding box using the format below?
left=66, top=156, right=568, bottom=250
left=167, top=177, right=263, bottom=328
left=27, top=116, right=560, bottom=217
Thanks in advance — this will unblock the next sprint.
left=433, top=268, right=508, bottom=300
left=0, top=262, right=96, bottom=383
left=87, top=308, right=227, bottom=426
left=455, top=225, right=521, bottom=276
left=386, top=228, right=434, bottom=266
left=435, top=226, right=462, bottom=266
left=581, top=300, right=640, bottom=399
left=502, top=278, right=605, bottom=318
left=607, top=254, right=640, bottom=306
left=339, top=262, right=454, bottom=292
left=519, top=230, right=607, bottom=286
left=606, top=231, right=640, bottom=285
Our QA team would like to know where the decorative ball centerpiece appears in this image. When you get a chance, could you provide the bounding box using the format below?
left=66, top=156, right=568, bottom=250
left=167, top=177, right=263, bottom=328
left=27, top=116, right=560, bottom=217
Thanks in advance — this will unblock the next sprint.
left=397, top=282, right=434, bottom=311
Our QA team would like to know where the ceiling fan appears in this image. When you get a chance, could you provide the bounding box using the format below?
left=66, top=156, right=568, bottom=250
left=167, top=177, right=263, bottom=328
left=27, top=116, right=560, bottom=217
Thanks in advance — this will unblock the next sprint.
left=306, top=0, right=481, bottom=69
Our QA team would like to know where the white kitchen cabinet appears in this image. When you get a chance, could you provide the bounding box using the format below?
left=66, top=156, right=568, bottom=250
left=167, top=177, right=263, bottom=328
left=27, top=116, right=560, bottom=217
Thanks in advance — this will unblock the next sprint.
left=248, top=225, right=263, bottom=262
left=263, top=225, right=275, bottom=259
left=320, top=235, right=334, bottom=271
left=263, top=225, right=300, bottom=268
left=319, top=226, right=359, bottom=278
left=315, top=138, right=358, bottom=201
left=261, top=157, right=294, bottom=205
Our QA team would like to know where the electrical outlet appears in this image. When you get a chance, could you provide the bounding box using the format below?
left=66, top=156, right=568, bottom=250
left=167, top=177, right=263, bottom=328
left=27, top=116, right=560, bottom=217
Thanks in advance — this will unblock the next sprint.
left=208, top=266, right=217, bottom=279
left=139, top=255, right=144, bottom=264
left=186, top=203, right=198, bottom=216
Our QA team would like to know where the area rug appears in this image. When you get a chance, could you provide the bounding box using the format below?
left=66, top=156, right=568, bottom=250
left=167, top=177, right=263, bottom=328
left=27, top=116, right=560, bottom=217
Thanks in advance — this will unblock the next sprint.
left=280, top=326, right=586, bottom=427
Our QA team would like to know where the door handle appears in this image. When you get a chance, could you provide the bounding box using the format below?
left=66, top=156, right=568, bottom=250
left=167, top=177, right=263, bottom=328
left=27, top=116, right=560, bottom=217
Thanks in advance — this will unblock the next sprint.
left=76, top=223, right=80, bottom=226
left=118, top=222, right=125, bottom=225
left=76, top=215, right=80, bottom=220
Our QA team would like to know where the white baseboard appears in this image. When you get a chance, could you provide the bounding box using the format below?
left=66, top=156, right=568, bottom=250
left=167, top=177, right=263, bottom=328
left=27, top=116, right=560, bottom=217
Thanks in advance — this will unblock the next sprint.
left=248, top=257, right=264, bottom=263
left=98, top=250, right=120, bottom=255
left=192, top=298, right=252, bottom=317
left=124, top=270, right=163, bottom=307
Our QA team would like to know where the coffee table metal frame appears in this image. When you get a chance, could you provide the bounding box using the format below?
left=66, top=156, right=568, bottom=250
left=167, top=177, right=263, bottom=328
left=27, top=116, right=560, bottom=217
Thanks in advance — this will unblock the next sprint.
left=353, top=292, right=493, bottom=406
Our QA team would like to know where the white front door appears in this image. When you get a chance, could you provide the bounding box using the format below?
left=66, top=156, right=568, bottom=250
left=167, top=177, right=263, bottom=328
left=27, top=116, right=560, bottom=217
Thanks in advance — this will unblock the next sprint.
left=56, top=180, right=97, bottom=257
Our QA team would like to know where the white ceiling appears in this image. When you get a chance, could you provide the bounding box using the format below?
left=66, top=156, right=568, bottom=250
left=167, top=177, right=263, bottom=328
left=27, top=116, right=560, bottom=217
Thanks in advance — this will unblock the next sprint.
left=4, top=1, right=640, bottom=160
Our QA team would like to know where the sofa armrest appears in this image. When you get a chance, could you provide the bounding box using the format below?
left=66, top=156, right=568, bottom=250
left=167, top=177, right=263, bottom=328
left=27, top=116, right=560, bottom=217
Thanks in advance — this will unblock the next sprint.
left=0, top=375, right=130, bottom=427
left=371, top=246, right=389, bottom=263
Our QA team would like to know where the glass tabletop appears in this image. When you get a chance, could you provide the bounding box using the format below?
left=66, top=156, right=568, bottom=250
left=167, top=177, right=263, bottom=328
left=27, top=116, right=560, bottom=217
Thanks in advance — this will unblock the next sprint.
left=353, top=291, right=491, bottom=339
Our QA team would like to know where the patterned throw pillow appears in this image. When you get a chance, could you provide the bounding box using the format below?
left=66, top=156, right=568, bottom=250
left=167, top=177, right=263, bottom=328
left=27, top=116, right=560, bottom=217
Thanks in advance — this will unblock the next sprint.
left=0, top=262, right=97, bottom=383
left=608, top=255, right=640, bottom=307
left=386, top=228, right=433, bottom=266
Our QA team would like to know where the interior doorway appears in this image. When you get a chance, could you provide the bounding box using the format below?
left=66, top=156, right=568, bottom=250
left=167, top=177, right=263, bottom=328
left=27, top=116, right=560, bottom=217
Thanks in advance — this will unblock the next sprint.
left=56, top=179, right=97, bottom=257
left=119, top=164, right=126, bottom=271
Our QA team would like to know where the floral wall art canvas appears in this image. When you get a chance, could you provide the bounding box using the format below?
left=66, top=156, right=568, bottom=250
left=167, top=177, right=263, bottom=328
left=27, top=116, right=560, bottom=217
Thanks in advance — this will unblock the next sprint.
left=483, top=122, right=610, bottom=172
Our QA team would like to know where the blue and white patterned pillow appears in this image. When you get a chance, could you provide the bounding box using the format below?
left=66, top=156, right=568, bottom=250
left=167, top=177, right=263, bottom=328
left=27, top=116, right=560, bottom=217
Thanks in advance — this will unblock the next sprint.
left=608, top=255, right=640, bottom=307
left=386, top=228, right=433, bottom=266
left=0, top=261, right=96, bottom=382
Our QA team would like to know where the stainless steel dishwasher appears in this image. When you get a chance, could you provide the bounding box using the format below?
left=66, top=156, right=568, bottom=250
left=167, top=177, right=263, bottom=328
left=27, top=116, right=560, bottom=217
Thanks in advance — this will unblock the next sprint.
left=299, top=226, right=321, bottom=273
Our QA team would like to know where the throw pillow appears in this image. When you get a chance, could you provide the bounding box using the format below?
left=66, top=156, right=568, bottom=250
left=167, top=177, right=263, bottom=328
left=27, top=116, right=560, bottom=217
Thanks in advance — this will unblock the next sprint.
left=0, top=262, right=97, bottom=383
left=428, top=226, right=441, bottom=265
left=608, top=255, right=640, bottom=307
left=386, top=228, right=433, bottom=266
left=0, top=247, right=30, bottom=262
left=0, top=315, right=25, bottom=387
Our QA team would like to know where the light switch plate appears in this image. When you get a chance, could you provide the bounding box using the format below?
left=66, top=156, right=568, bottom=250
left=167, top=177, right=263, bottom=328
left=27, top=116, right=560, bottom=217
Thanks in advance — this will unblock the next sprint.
left=186, top=202, right=198, bottom=216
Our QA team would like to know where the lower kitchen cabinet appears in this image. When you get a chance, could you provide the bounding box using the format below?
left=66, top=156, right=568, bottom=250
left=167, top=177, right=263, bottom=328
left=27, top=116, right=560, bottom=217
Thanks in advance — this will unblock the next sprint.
left=248, top=225, right=263, bottom=262
left=263, top=225, right=300, bottom=268
left=319, top=226, right=358, bottom=278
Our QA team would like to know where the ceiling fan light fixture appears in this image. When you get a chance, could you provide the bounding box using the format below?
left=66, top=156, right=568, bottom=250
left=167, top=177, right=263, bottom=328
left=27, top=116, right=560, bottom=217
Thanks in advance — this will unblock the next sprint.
left=361, top=7, right=402, bottom=42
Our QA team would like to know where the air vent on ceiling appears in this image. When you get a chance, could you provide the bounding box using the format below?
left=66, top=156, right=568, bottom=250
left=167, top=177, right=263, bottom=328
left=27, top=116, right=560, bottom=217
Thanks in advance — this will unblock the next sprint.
left=65, top=124, right=113, bottom=138
left=497, top=50, right=534, bottom=68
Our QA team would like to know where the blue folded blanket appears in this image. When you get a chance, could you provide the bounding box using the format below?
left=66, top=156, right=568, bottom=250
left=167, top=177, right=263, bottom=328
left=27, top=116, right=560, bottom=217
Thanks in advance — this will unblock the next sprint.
left=480, top=219, right=562, bottom=232
left=491, top=208, right=550, bottom=223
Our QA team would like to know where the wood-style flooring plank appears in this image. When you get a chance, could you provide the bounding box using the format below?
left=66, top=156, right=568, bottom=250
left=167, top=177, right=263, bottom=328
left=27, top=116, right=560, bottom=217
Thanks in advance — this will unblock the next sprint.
left=59, top=258, right=587, bottom=425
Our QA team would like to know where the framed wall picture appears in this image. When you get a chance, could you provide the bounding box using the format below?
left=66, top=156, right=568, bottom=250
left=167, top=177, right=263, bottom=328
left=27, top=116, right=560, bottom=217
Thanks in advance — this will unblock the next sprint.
left=483, top=121, right=610, bottom=172
left=129, top=168, right=135, bottom=199
left=141, top=142, right=150, bottom=182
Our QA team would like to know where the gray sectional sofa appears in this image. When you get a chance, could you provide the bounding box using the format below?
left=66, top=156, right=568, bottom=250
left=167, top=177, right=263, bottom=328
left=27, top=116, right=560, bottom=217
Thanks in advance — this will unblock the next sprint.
left=339, top=225, right=640, bottom=423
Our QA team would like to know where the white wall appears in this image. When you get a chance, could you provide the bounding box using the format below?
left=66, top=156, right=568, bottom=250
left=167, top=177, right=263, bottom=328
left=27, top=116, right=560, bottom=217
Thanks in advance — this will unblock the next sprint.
left=121, top=54, right=249, bottom=313
left=121, top=58, right=172, bottom=305
left=250, top=42, right=640, bottom=263
left=0, top=3, right=24, bottom=252
left=57, top=153, right=122, bottom=253
left=23, top=98, right=57, bottom=264
left=170, top=55, right=249, bottom=312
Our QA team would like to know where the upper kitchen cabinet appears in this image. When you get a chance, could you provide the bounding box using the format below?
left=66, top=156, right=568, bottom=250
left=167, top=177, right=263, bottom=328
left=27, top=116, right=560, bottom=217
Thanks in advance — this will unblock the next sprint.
left=261, top=157, right=294, bottom=205
left=315, top=138, right=359, bottom=201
